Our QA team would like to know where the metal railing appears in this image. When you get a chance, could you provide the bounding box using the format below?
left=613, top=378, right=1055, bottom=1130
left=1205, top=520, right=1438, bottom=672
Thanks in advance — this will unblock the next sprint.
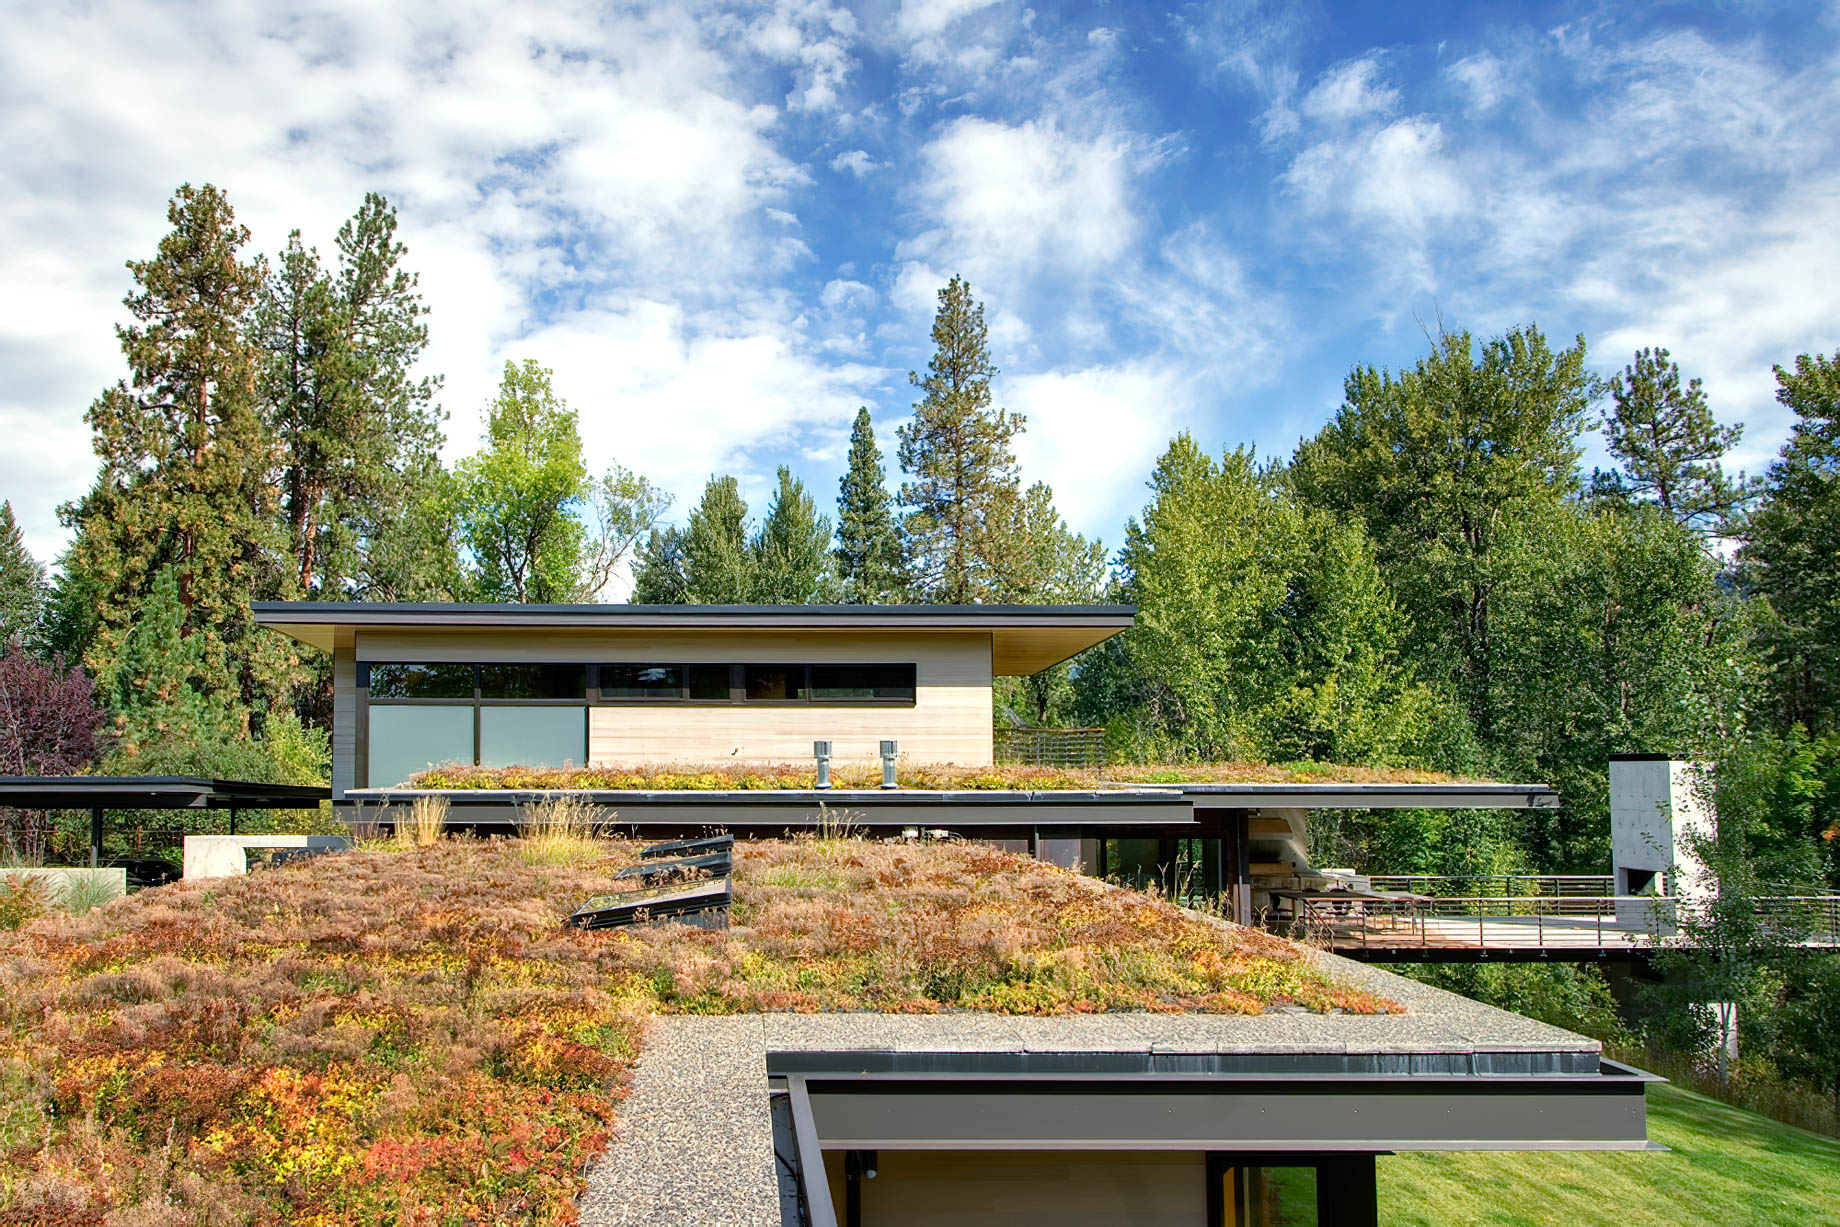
left=1364, top=873, right=1616, bottom=898
left=1276, top=893, right=1840, bottom=954
left=994, top=726, right=1106, bottom=768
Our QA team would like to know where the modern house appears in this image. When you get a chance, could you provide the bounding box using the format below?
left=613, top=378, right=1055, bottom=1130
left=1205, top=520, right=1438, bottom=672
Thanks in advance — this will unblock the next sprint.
left=252, top=601, right=1559, bottom=928
left=251, top=601, right=1135, bottom=793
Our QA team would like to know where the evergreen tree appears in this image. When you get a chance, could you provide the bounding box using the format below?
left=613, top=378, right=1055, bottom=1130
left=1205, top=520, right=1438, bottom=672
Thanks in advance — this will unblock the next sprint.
left=680, top=476, right=753, bottom=603
left=0, top=502, right=46, bottom=645
left=258, top=193, right=447, bottom=597
left=58, top=183, right=297, bottom=720
left=835, top=408, right=906, bottom=601
left=1292, top=326, right=1593, bottom=741
left=1742, top=352, right=1840, bottom=730
left=630, top=527, right=689, bottom=604
left=898, top=277, right=1025, bottom=603
left=456, top=361, right=588, bottom=602
left=752, top=467, right=836, bottom=603
left=1600, top=347, right=1753, bottom=535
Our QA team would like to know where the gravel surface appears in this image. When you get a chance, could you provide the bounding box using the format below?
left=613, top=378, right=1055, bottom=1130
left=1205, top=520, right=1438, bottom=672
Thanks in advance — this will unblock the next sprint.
left=577, top=953, right=1602, bottom=1226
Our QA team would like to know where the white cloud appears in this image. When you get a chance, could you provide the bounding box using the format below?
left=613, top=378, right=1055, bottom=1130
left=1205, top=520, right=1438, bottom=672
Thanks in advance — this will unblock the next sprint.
left=1005, top=362, right=1198, bottom=544
left=1299, top=57, right=1399, bottom=124
left=1445, top=52, right=1506, bottom=112
left=896, top=0, right=1004, bottom=42
left=899, top=117, right=1140, bottom=293
left=829, top=149, right=880, bottom=176
left=819, top=279, right=876, bottom=311
left=1285, top=117, right=1469, bottom=240
left=0, top=0, right=860, bottom=566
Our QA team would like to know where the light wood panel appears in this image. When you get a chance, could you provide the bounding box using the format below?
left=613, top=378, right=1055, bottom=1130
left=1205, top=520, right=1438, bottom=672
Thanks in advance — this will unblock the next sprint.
left=821, top=1150, right=1204, bottom=1226
left=350, top=628, right=995, bottom=768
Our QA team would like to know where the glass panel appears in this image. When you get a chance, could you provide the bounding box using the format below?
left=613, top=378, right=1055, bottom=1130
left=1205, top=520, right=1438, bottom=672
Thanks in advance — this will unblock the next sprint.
left=1102, top=838, right=1165, bottom=893
left=479, top=664, right=587, bottom=700
left=809, top=663, right=916, bottom=701
left=368, top=662, right=474, bottom=699
left=601, top=664, right=684, bottom=699
left=688, top=664, right=732, bottom=701
left=743, top=664, right=807, bottom=701
left=367, top=704, right=474, bottom=785
left=479, top=706, right=586, bottom=768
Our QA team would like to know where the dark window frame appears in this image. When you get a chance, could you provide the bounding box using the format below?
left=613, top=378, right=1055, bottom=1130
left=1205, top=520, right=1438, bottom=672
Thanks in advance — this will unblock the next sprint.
left=591, top=662, right=917, bottom=707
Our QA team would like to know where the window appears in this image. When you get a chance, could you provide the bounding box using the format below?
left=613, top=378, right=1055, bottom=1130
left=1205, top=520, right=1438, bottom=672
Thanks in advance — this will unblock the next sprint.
left=688, top=665, right=732, bottom=700
left=596, top=663, right=917, bottom=705
left=479, top=664, right=586, bottom=700
left=365, top=661, right=589, bottom=784
left=368, top=662, right=475, bottom=699
left=743, top=664, right=807, bottom=701
left=809, top=663, right=916, bottom=702
left=368, top=704, right=475, bottom=786
left=601, top=664, right=684, bottom=699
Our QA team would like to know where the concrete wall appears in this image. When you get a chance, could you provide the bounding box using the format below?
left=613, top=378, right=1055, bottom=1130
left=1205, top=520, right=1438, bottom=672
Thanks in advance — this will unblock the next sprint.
left=183, top=835, right=353, bottom=880
left=822, top=1150, right=1205, bottom=1226
left=1610, top=757, right=1712, bottom=900
left=338, top=629, right=995, bottom=791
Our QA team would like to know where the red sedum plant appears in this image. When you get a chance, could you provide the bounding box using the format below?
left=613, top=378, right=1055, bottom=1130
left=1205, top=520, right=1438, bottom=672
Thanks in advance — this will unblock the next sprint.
left=0, top=837, right=1390, bottom=1223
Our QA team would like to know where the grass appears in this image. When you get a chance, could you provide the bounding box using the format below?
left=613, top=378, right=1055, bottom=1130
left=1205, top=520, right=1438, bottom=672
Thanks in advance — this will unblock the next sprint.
left=393, top=793, right=449, bottom=850
left=1380, top=1081, right=1840, bottom=1226
left=411, top=759, right=1472, bottom=791
left=0, top=836, right=1385, bottom=1224
left=513, top=795, right=609, bottom=865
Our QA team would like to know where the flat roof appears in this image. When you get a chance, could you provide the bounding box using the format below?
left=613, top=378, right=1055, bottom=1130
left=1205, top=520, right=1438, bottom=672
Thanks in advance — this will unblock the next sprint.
left=0, top=776, right=330, bottom=809
left=579, top=951, right=1654, bottom=1226
left=1177, top=781, right=1560, bottom=809
left=250, top=601, right=1136, bottom=675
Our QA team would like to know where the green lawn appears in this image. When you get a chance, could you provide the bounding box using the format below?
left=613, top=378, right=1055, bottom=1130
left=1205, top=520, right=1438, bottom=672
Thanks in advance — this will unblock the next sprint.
left=1380, top=1081, right=1840, bottom=1226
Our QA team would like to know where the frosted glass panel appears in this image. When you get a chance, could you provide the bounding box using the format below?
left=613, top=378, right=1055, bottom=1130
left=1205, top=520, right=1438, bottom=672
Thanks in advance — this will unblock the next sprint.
left=368, top=705, right=474, bottom=786
left=479, top=706, right=586, bottom=769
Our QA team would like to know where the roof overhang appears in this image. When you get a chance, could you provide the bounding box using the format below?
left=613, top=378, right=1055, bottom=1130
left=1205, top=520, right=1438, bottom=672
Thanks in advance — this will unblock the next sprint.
left=252, top=601, right=1135, bottom=675
left=1180, top=782, right=1560, bottom=810
left=0, top=776, right=330, bottom=809
left=774, top=1052, right=1657, bottom=1153
left=342, top=787, right=1195, bottom=831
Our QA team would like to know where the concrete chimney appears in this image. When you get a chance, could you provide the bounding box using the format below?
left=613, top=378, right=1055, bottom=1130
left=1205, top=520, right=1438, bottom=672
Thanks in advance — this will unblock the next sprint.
left=1609, top=755, right=1713, bottom=918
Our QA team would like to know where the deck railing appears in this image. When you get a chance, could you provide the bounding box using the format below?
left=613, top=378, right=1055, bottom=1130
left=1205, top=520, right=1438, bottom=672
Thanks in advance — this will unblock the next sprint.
left=994, top=726, right=1106, bottom=768
left=1364, top=873, right=1616, bottom=899
left=1276, top=893, right=1840, bottom=954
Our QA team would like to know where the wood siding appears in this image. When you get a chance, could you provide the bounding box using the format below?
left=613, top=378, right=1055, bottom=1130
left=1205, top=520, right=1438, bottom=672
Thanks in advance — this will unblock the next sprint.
left=821, top=1150, right=1204, bottom=1226
left=349, top=628, right=995, bottom=769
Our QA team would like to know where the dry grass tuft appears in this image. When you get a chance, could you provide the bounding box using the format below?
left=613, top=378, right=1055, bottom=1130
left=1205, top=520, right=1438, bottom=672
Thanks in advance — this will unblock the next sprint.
left=393, top=793, right=450, bottom=850
left=0, top=837, right=1393, bottom=1223
left=515, top=793, right=612, bottom=865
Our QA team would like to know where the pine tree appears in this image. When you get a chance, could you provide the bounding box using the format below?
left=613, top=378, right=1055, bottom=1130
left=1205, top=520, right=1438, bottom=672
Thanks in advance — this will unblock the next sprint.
left=898, top=277, right=1025, bottom=604
left=1602, top=347, right=1753, bottom=535
left=258, top=193, right=446, bottom=597
left=0, top=502, right=46, bottom=645
left=835, top=408, right=906, bottom=601
left=104, top=566, right=271, bottom=780
left=58, top=183, right=296, bottom=720
left=752, top=467, right=836, bottom=603
left=680, top=476, right=753, bottom=603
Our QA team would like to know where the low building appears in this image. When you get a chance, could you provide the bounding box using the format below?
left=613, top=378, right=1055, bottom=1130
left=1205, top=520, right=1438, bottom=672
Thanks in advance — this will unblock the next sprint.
left=251, top=601, right=1135, bottom=792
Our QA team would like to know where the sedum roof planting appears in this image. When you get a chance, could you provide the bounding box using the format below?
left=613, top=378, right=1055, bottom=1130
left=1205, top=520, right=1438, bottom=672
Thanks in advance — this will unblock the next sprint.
left=0, top=835, right=1389, bottom=1224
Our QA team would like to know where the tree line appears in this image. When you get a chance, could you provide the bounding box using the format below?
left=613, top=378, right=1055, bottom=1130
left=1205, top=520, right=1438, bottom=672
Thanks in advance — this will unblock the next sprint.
left=1, top=182, right=1837, bottom=901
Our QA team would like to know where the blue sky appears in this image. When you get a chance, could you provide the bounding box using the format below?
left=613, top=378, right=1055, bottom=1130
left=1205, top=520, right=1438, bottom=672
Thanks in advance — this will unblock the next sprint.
left=3, top=1, right=1837, bottom=582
